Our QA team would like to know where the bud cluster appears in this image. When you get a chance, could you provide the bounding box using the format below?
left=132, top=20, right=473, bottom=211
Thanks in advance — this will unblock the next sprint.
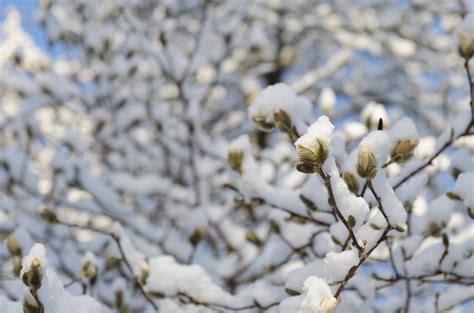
left=294, top=138, right=329, bottom=174
left=357, top=146, right=377, bottom=180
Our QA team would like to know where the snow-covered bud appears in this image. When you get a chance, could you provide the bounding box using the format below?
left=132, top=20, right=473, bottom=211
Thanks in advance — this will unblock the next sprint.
left=115, top=290, right=124, bottom=309
left=347, top=215, right=356, bottom=228
left=12, top=256, right=21, bottom=276
left=343, top=172, right=359, bottom=194
left=295, top=144, right=320, bottom=174
left=245, top=230, right=262, bottom=246
left=391, top=139, right=419, bottom=162
left=251, top=114, right=274, bottom=132
left=22, top=258, right=43, bottom=291
left=189, top=226, right=206, bottom=246
left=80, top=260, right=97, bottom=280
left=294, top=138, right=329, bottom=174
left=320, top=297, right=339, bottom=313
left=6, top=234, right=21, bottom=256
left=139, top=261, right=149, bottom=284
left=37, top=205, right=59, bottom=224
left=446, top=191, right=462, bottom=201
left=273, top=108, right=292, bottom=134
left=319, top=87, right=336, bottom=117
left=458, top=13, right=474, bottom=60
left=459, top=31, right=473, bottom=60
left=228, top=148, right=244, bottom=173
left=361, top=102, right=388, bottom=130
left=357, top=146, right=377, bottom=179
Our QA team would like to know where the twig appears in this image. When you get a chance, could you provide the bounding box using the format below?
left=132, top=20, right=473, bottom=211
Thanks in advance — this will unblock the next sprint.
left=334, top=228, right=390, bottom=298
left=60, top=222, right=159, bottom=311
left=367, top=181, right=391, bottom=227
left=318, top=168, right=364, bottom=254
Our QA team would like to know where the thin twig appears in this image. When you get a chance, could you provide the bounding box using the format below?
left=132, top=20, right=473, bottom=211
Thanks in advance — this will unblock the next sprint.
left=318, top=168, right=364, bottom=254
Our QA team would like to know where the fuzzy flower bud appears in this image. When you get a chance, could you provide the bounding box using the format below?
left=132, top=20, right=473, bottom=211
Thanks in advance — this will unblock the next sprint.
left=80, top=260, right=97, bottom=280
left=251, top=114, right=274, bottom=132
left=37, top=205, right=59, bottom=224
left=343, top=172, right=359, bottom=194
left=357, top=146, right=377, bottom=179
left=391, top=139, right=419, bottom=162
left=273, top=108, right=293, bottom=134
left=22, top=258, right=43, bottom=291
left=228, top=148, right=244, bottom=173
left=320, top=297, right=339, bottom=313
left=294, top=138, right=329, bottom=174
left=12, top=256, right=21, bottom=276
left=6, top=234, right=21, bottom=256
left=458, top=13, right=474, bottom=60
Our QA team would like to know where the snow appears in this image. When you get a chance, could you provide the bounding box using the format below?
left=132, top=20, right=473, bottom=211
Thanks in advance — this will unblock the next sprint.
left=299, top=276, right=337, bottom=313
left=342, top=122, right=368, bottom=141
left=285, top=260, right=325, bottom=294
left=323, top=250, right=359, bottom=282
left=318, top=87, right=336, bottom=116
left=0, top=295, right=21, bottom=313
left=295, top=115, right=334, bottom=148
left=371, top=172, right=407, bottom=226
left=358, top=131, right=390, bottom=166
left=450, top=149, right=474, bottom=172
left=330, top=174, right=370, bottom=230
left=38, top=269, right=107, bottom=313
left=21, top=243, right=47, bottom=277
left=458, top=12, right=474, bottom=38
left=451, top=172, right=474, bottom=209
left=19, top=244, right=107, bottom=313
left=248, top=83, right=311, bottom=134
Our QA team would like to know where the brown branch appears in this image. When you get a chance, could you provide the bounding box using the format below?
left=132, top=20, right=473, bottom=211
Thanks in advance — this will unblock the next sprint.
left=391, top=59, right=474, bottom=191
left=334, top=228, right=390, bottom=298
left=318, top=168, right=364, bottom=254
left=367, top=181, right=391, bottom=227
left=392, top=121, right=472, bottom=190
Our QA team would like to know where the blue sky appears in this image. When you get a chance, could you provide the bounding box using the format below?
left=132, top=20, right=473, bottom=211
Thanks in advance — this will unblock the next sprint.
left=0, top=0, right=49, bottom=49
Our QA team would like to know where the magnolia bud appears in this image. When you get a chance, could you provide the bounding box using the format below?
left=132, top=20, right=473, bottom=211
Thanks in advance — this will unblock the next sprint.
left=12, top=256, right=21, bottom=276
left=269, top=219, right=280, bottom=234
left=115, top=290, right=124, bottom=309
left=273, top=108, right=292, bottom=134
left=317, top=138, right=329, bottom=165
left=228, top=149, right=244, bottom=173
left=296, top=144, right=320, bottom=163
left=459, top=31, right=473, bottom=60
left=37, top=205, right=59, bottom=224
left=6, top=234, right=21, bottom=256
left=294, top=138, right=330, bottom=174
left=80, top=261, right=97, bottom=280
left=320, top=297, right=339, bottom=313
left=245, top=231, right=262, bottom=246
left=343, top=172, right=359, bottom=194
left=251, top=115, right=274, bottom=132
left=295, top=143, right=320, bottom=174
left=347, top=215, right=356, bottom=228
left=23, top=258, right=43, bottom=291
left=391, top=139, right=419, bottom=162
left=357, top=146, right=377, bottom=179
left=446, top=191, right=462, bottom=201
left=189, top=226, right=206, bottom=246
left=139, top=261, right=149, bottom=284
